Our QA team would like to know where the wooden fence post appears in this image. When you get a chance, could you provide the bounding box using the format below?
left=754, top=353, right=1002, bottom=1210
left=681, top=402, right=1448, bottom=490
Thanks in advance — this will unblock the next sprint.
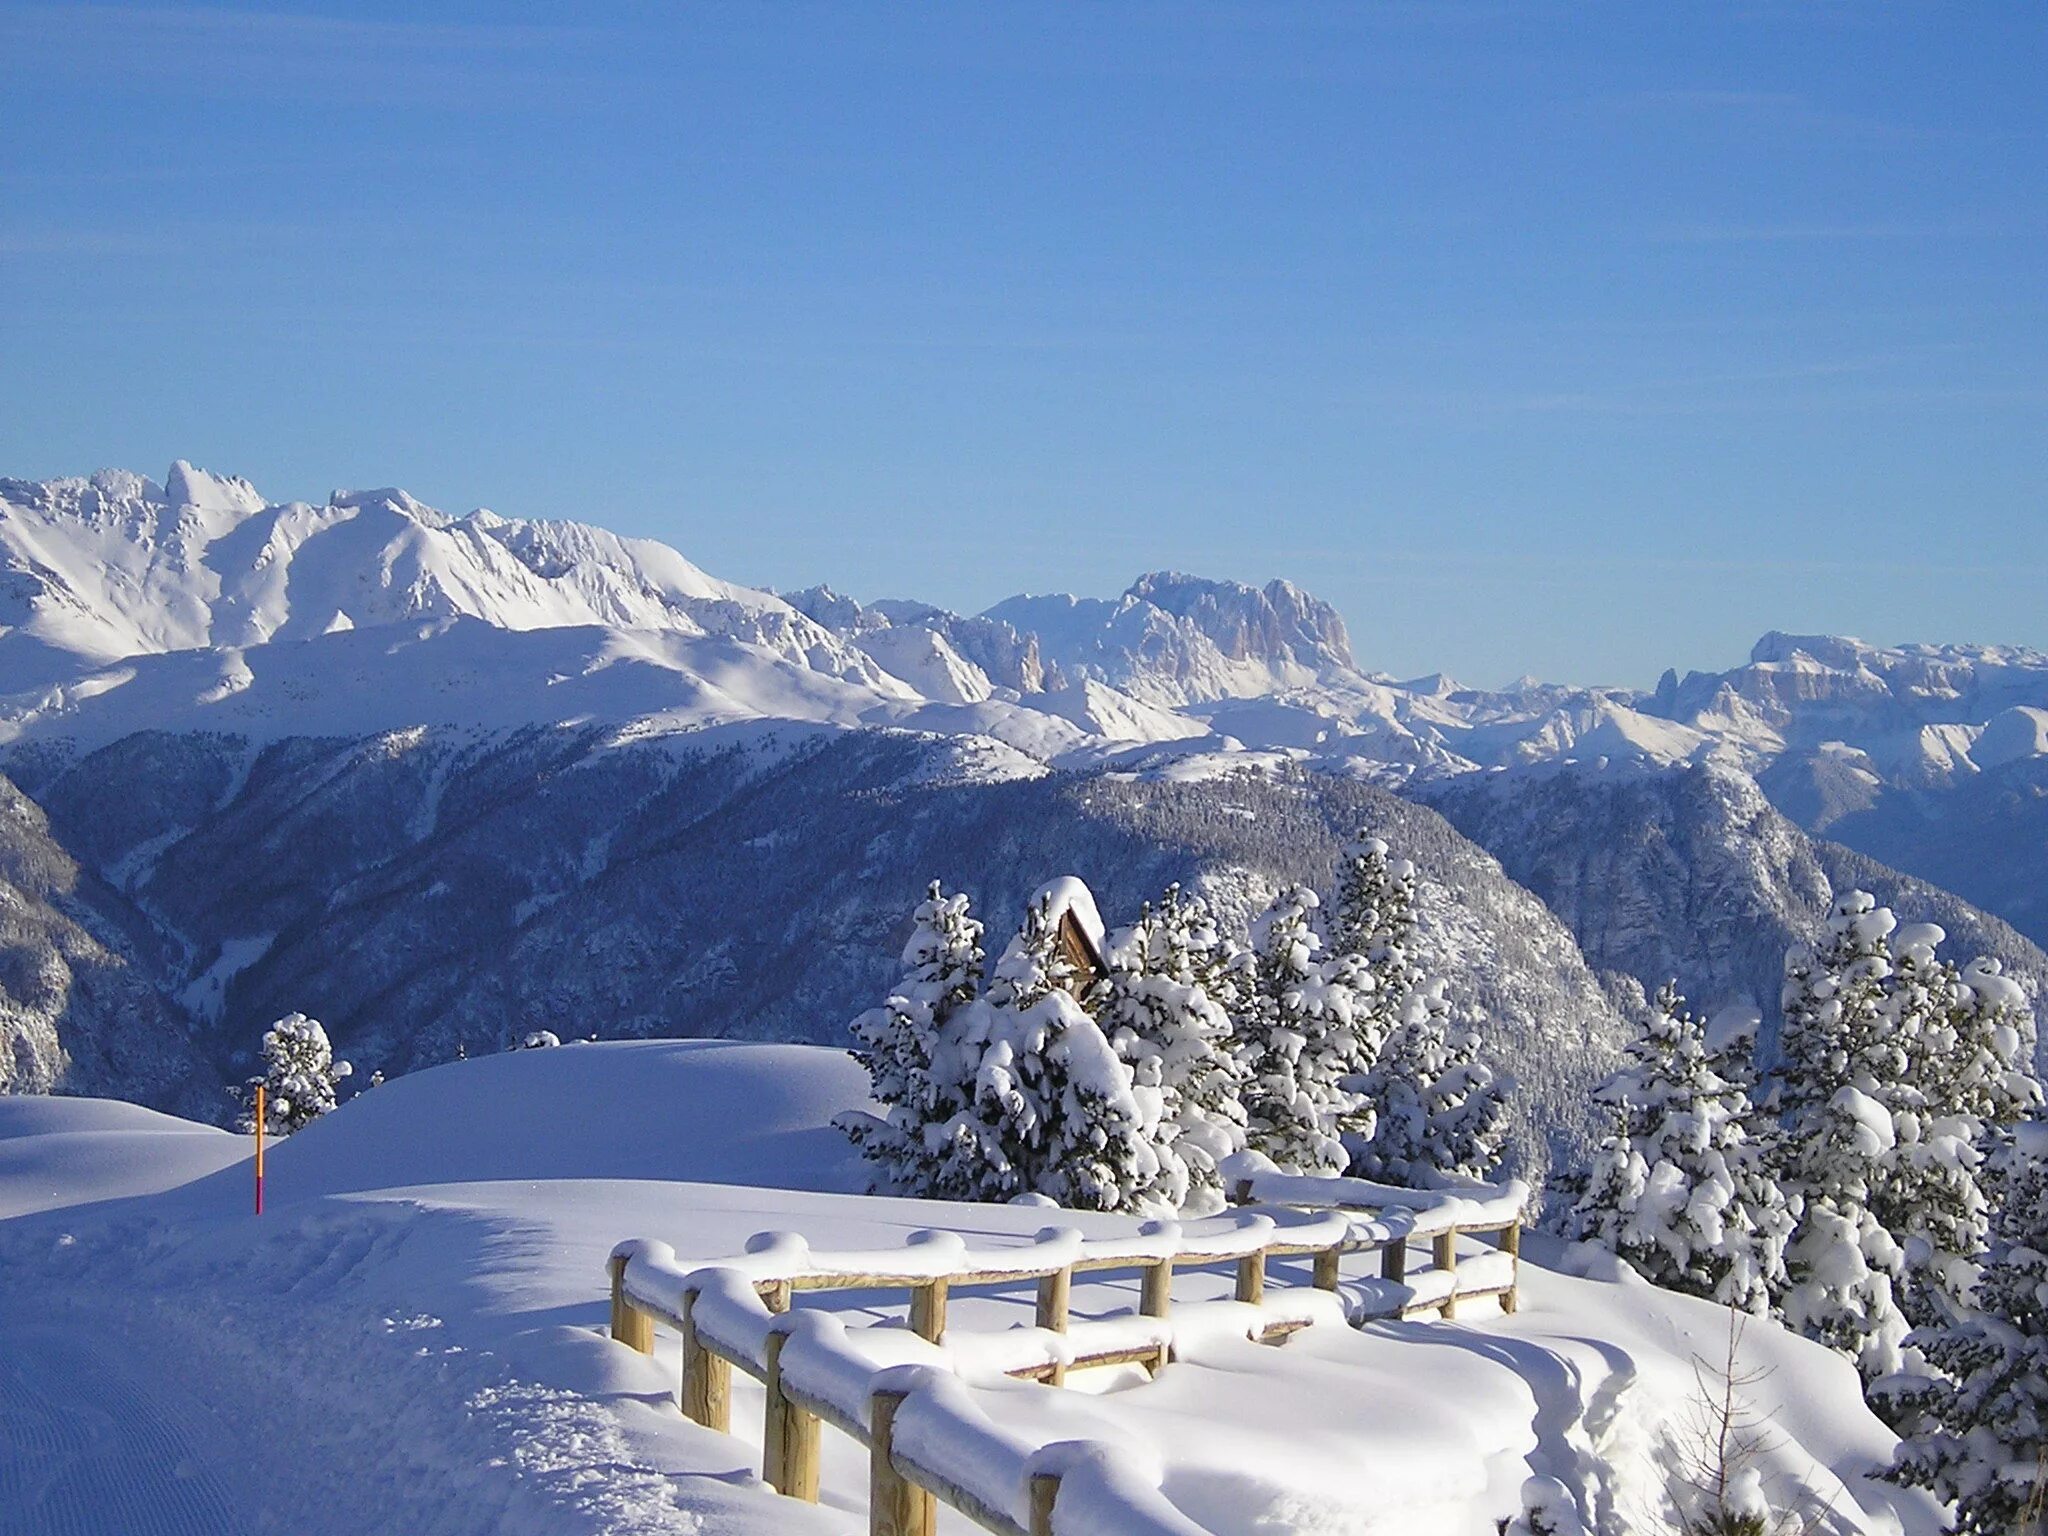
left=1497, top=1222, right=1521, bottom=1315
left=609, top=1254, right=654, bottom=1354
left=761, top=1279, right=793, bottom=1315
left=910, top=1278, right=948, bottom=1345
left=762, top=1331, right=821, bottom=1501
left=1381, top=1239, right=1407, bottom=1285
left=1028, top=1471, right=1062, bottom=1536
left=1235, top=1251, right=1266, bottom=1306
left=1312, top=1244, right=1342, bottom=1291
left=1036, top=1267, right=1071, bottom=1331
left=870, top=1387, right=935, bottom=1536
left=1036, top=1267, right=1072, bottom=1386
left=679, top=1292, right=731, bottom=1432
left=1434, top=1231, right=1459, bottom=1320
left=1140, top=1258, right=1174, bottom=1318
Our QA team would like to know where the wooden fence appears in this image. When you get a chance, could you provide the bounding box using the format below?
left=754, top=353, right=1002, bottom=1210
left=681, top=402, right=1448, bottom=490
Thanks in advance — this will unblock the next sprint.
left=608, top=1175, right=1525, bottom=1536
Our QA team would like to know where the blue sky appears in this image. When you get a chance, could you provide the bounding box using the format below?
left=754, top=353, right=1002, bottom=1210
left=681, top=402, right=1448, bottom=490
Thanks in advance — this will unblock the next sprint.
left=2, top=3, right=2042, bottom=686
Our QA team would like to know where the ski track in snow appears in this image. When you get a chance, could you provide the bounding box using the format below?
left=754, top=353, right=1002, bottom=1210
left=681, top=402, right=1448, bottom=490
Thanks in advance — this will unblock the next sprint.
left=0, top=1320, right=250, bottom=1536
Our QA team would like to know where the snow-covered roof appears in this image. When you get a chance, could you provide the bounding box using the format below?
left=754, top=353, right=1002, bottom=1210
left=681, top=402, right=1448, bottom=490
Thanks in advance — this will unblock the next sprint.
left=1034, top=875, right=1106, bottom=962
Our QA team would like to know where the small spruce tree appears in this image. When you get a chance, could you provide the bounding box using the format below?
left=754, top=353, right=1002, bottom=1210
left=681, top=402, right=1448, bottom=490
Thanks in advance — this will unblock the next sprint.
left=958, top=886, right=1171, bottom=1212
left=241, top=1013, right=352, bottom=1136
left=836, top=881, right=985, bottom=1195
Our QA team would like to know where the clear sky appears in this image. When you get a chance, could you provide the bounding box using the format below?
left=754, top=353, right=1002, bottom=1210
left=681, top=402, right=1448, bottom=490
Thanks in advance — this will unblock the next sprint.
left=2, top=3, right=2043, bottom=687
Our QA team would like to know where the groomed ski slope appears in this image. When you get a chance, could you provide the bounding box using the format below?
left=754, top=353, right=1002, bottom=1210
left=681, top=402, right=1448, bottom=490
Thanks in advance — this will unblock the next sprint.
left=0, top=1042, right=1940, bottom=1536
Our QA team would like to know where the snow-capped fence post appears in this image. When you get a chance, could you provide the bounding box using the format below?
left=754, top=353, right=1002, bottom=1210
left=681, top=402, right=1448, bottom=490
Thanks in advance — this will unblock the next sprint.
left=1027, top=1471, right=1061, bottom=1536
left=1312, top=1243, right=1342, bottom=1291
left=609, top=1253, right=654, bottom=1354
left=910, top=1278, right=948, bottom=1344
left=868, top=1385, right=935, bottom=1536
left=1381, top=1239, right=1407, bottom=1284
left=1495, top=1223, right=1520, bottom=1315
left=762, top=1329, right=821, bottom=1502
left=1141, top=1257, right=1174, bottom=1318
left=1036, top=1267, right=1072, bottom=1385
left=1433, top=1233, right=1459, bottom=1319
left=679, top=1292, right=731, bottom=1432
left=1035, top=1266, right=1072, bottom=1330
left=1235, top=1251, right=1266, bottom=1305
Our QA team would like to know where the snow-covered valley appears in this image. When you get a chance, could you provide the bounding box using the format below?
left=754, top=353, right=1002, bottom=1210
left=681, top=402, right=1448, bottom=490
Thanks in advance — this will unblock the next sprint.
left=0, top=1041, right=1937, bottom=1536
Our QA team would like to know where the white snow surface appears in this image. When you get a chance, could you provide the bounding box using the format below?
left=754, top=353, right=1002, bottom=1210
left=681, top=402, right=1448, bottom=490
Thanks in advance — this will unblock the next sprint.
left=0, top=1041, right=1935, bottom=1536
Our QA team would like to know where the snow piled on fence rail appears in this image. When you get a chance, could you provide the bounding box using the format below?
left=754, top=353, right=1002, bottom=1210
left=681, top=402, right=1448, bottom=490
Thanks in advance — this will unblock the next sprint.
left=0, top=1039, right=1939, bottom=1536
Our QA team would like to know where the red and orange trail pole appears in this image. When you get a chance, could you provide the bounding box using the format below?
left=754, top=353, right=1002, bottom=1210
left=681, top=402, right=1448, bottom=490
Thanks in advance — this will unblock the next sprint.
left=254, top=1082, right=265, bottom=1216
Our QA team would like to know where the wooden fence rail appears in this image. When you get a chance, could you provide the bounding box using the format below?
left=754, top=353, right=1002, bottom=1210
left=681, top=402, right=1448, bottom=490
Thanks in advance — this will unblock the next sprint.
left=604, top=1176, right=1526, bottom=1536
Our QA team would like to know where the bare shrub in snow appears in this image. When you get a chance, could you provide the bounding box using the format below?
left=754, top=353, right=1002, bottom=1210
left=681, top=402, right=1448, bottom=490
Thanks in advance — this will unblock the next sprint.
left=1668, top=1310, right=1815, bottom=1536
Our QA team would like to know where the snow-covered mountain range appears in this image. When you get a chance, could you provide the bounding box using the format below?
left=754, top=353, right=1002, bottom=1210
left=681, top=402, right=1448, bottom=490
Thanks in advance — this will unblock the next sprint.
left=4, top=462, right=2046, bottom=1162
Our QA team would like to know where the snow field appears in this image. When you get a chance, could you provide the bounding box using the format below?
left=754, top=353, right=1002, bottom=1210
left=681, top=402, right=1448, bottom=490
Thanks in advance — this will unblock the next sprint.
left=0, top=1041, right=1943, bottom=1536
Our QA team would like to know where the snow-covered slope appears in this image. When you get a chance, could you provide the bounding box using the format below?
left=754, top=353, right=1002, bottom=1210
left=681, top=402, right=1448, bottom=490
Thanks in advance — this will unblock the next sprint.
left=7, top=730, right=1632, bottom=1185
left=0, top=1044, right=1939, bottom=1536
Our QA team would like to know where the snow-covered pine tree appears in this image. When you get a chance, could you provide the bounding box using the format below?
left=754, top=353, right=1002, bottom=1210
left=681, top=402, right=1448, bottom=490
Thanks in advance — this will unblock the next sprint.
left=1889, top=1119, right=2048, bottom=1535
left=836, top=880, right=985, bottom=1194
left=1878, top=925, right=1995, bottom=1333
left=1883, top=939, right=2044, bottom=1331
left=1099, top=883, right=1247, bottom=1213
left=240, top=1012, right=352, bottom=1136
left=1354, top=977, right=1510, bottom=1184
left=1775, top=891, right=1910, bottom=1382
left=1234, top=884, right=1361, bottom=1176
left=1328, top=831, right=1419, bottom=1063
left=950, top=881, right=1172, bottom=1213
left=1419, top=992, right=1511, bottom=1182
left=1566, top=985, right=1791, bottom=1313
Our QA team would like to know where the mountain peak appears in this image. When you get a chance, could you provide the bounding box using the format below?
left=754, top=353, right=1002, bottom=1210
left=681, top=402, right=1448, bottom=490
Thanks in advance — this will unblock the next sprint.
left=1748, top=631, right=1872, bottom=670
left=164, top=460, right=266, bottom=518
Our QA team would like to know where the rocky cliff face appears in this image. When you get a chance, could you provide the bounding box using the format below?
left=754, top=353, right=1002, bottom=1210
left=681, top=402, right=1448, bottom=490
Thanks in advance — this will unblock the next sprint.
left=981, top=574, right=1359, bottom=707
left=0, top=773, right=214, bottom=1113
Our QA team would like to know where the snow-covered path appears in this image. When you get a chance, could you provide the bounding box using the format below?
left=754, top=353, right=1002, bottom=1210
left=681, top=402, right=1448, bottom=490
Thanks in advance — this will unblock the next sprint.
left=0, top=1317, right=251, bottom=1536
left=0, top=1046, right=1943, bottom=1536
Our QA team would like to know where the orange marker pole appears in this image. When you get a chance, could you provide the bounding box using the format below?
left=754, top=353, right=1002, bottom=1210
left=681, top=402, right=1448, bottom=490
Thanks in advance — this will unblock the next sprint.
left=254, top=1082, right=266, bottom=1216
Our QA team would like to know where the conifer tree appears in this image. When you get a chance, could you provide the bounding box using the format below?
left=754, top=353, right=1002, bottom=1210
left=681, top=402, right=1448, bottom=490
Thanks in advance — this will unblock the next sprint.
left=1099, top=884, right=1246, bottom=1213
left=1568, top=985, right=1790, bottom=1313
left=240, top=1013, right=352, bottom=1136
left=1776, top=892, right=1911, bottom=1382
left=950, top=885, right=1173, bottom=1213
left=837, top=881, right=985, bottom=1194
left=1234, top=884, right=1360, bottom=1175
left=1329, top=831, right=1420, bottom=1063
left=1889, top=1120, right=2048, bottom=1535
left=1418, top=988, right=1511, bottom=1181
